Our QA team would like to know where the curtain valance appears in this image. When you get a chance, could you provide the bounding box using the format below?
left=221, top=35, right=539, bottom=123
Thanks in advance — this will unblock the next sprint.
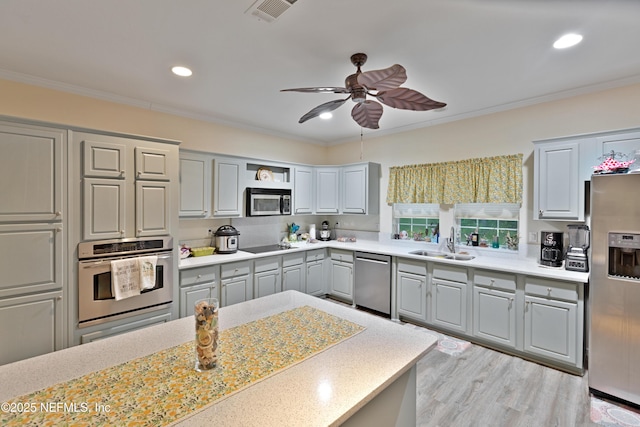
left=386, top=154, right=523, bottom=204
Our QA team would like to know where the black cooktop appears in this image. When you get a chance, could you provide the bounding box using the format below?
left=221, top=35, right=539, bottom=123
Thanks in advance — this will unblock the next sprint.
left=242, top=244, right=292, bottom=254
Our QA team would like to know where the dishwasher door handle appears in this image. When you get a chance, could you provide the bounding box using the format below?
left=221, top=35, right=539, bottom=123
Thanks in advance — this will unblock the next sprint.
left=356, top=257, right=389, bottom=265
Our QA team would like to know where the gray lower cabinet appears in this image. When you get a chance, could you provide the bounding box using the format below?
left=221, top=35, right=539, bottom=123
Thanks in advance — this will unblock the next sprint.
left=0, top=290, right=64, bottom=365
left=472, top=270, right=517, bottom=349
left=254, top=257, right=281, bottom=299
left=221, top=261, right=253, bottom=306
left=524, top=277, right=581, bottom=367
left=179, top=265, right=220, bottom=318
left=329, top=249, right=353, bottom=302
left=430, top=264, right=468, bottom=334
left=397, top=260, right=428, bottom=321
left=305, top=249, right=326, bottom=296
left=282, top=252, right=305, bottom=293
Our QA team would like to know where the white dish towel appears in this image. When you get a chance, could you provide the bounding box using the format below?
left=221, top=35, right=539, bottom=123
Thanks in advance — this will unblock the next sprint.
left=111, top=258, right=141, bottom=301
left=138, top=255, right=158, bottom=290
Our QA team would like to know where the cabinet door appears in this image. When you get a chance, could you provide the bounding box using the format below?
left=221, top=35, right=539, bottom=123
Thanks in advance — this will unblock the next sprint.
left=179, top=153, right=211, bottom=217
left=221, top=275, right=253, bottom=306
left=0, top=290, right=63, bottom=365
left=0, top=123, right=64, bottom=222
left=83, top=139, right=126, bottom=178
left=596, top=130, right=640, bottom=161
left=180, top=282, right=219, bottom=318
left=135, top=181, right=170, bottom=237
left=397, top=271, right=427, bottom=321
left=315, top=167, right=340, bottom=214
left=330, top=261, right=353, bottom=301
left=135, top=146, right=170, bottom=180
left=213, top=158, right=242, bottom=217
left=431, top=278, right=467, bottom=333
left=255, top=270, right=281, bottom=298
left=306, top=261, right=325, bottom=296
left=293, top=166, right=314, bottom=214
left=473, top=286, right=516, bottom=348
left=524, top=295, right=577, bottom=365
left=282, top=264, right=305, bottom=293
left=534, top=141, right=582, bottom=220
left=83, top=178, right=126, bottom=240
left=342, top=164, right=367, bottom=214
left=0, top=223, right=63, bottom=298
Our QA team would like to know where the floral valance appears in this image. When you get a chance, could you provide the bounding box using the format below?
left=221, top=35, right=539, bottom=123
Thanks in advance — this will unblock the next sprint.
left=386, top=153, right=523, bottom=205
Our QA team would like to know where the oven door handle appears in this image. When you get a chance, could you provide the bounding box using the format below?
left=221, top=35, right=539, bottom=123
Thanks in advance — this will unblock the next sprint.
left=79, top=253, right=173, bottom=268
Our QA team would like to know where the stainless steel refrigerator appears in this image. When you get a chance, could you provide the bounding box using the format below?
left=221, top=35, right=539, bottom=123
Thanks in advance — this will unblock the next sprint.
left=589, top=173, right=640, bottom=406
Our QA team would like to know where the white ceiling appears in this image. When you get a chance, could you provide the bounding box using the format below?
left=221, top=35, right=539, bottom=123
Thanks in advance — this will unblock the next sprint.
left=1, top=0, right=640, bottom=145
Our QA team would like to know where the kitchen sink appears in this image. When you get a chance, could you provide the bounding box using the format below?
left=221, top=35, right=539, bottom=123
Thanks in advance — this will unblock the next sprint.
left=408, top=250, right=475, bottom=261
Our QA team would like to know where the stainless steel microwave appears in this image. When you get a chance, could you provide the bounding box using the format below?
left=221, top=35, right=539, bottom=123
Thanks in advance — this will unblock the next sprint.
left=246, top=188, right=291, bottom=216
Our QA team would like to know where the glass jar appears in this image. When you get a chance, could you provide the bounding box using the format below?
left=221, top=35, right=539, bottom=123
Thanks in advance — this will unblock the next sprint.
left=629, top=149, right=640, bottom=173
left=194, top=298, right=219, bottom=371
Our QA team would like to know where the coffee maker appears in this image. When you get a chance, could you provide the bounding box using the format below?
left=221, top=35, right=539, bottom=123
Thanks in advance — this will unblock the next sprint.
left=319, top=220, right=331, bottom=241
left=540, top=231, right=564, bottom=267
left=565, top=225, right=590, bottom=272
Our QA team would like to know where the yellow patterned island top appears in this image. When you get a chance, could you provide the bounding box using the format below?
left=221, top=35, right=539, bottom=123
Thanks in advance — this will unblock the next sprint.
left=0, top=291, right=437, bottom=426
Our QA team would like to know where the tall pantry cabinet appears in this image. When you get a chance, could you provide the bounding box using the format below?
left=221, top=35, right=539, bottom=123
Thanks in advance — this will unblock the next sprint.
left=0, top=121, right=66, bottom=365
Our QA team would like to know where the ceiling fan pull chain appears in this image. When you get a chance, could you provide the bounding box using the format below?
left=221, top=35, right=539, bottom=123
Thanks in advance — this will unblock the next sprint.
left=360, top=127, right=364, bottom=161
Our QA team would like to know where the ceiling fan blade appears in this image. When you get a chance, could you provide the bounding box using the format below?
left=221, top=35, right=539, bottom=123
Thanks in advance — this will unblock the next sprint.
left=375, top=88, right=446, bottom=111
left=357, top=64, right=407, bottom=91
left=299, top=98, right=349, bottom=123
left=351, top=100, right=383, bottom=129
left=281, top=87, right=350, bottom=94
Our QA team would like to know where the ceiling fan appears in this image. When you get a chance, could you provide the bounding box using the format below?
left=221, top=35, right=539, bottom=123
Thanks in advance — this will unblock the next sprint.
left=281, top=53, right=446, bottom=130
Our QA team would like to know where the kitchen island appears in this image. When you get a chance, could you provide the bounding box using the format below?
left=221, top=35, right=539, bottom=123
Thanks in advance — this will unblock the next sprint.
left=0, top=291, right=436, bottom=426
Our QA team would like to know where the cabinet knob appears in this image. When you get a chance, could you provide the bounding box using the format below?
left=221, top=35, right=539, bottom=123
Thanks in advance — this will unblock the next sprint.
left=138, top=229, right=142, bottom=233
left=547, top=287, right=552, bottom=295
left=197, top=274, right=202, bottom=279
left=56, top=296, right=62, bottom=301
left=120, top=170, right=125, bottom=174
left=539, top=210, right=544, bottom=216
left=490, top=279, right=495, bottom=286
left=120, top=230, right=125, bottom=234
left=55, top=211, right=62, bottom=216
left=56, top=227, right=62, bottom=232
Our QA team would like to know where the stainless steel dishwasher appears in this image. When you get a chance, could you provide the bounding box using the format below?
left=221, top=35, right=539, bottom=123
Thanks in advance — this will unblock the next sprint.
left=354, top=251, right=391, bottom=317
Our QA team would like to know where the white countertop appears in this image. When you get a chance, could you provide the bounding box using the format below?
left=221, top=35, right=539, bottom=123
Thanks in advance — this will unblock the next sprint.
left=0, top=291, right=436, bottom=426
left=180, top=239, right=590, bottom=283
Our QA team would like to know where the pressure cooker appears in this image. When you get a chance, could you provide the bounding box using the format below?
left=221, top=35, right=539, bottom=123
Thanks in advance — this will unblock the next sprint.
left=213, top=225, right=240, bottom=254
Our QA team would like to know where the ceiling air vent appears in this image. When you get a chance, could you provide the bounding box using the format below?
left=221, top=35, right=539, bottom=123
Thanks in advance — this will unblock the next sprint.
left=245, top=0, right=297, bottom=23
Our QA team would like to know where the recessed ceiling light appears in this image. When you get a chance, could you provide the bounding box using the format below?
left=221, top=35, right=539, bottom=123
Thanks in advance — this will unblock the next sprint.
left=553, top=33, right=583, bottom=49
left=171, top=66, right=193, bottom=77
left=319, top=112, right=332, bottom=120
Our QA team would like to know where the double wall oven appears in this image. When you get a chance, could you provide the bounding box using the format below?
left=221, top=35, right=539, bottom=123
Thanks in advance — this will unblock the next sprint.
left=78, top=237, right=174, bottom=327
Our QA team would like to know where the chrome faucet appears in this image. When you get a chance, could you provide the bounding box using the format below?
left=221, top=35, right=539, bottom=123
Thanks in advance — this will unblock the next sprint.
left=446, top=226, right=456, bottom=253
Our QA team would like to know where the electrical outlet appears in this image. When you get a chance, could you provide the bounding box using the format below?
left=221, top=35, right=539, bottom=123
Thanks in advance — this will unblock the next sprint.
left=528, top=232, right=538, bottom=243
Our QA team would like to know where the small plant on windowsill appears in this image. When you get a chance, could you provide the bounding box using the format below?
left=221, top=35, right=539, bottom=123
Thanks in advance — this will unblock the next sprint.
left=505, top=232, right=520, bottom=251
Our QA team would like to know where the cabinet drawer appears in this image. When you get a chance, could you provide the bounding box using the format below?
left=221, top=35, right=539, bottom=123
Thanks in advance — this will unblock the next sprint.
left=306, top=249, right=325, bottom=262
left=283, top=252, right=304, bottom=267
left=221, top=262, right=251, bottom=278
left=474, top=270, right=516, bottom=292
left=331, top=249, right=353, bottom=263
left=432, top=264, right=467, bottom=283
left=180, top=266, right=218, bottom=286
left=397, top=258, right=427, bottom=276
left=525, top=277, right=579, bottom=302
left=255, top=257, right=281, bottom=273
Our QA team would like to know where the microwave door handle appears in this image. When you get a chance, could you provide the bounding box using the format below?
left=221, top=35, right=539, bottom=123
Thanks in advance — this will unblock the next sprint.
left=280, top=196, right=284, bottom=214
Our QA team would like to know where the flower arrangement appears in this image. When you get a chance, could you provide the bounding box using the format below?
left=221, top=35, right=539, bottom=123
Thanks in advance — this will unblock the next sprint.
left=505, top=232, right=520, bottom=251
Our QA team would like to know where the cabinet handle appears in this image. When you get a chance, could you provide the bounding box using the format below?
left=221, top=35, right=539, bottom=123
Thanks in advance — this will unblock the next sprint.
left=490, top=279, right=495, bottom=286
left=197, top=274, right=202, bottom=279
left=547, top=287, right=552, bottom=295
left=539, top=210, right=544, bottom=216
left=137, top=171, right=141, bottom=177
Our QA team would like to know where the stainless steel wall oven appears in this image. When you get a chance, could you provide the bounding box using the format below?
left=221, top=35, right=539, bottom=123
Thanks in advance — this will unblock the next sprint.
left=78, top=237, right=174, bottom=327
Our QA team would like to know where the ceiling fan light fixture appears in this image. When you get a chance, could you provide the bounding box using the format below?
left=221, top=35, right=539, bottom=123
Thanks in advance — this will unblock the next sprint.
left=553, top=33, right=583, bottom=49
left=319, top=112, right=333, bottom=120
left=171, top=66, right=193, bottom=77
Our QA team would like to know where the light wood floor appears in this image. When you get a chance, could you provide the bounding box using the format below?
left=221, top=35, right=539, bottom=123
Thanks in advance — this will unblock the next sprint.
left=415, top=338, right=597, bottom=427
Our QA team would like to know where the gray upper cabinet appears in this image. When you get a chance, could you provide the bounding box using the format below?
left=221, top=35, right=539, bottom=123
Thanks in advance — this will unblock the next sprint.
left=77, top=131, right=176, bottom=240
left=293, top=166, right=314, bottom=214
left=533, top=139, right=583, bottom=221
left=135, top=146, right=170, bottom=181
left=179, top=152, right=211, bottom=218
left=342, top=163, right=379, bottom=215
left=213, top=157, right=243, bottom=217
left=316, top=167, right=340, bottom=214
left=0, top=123, right=65, bottom=222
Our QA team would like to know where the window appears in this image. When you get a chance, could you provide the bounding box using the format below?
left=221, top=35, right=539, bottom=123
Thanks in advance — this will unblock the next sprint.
left=455, top=204, right=520, bottom=249
left=393, top=204, right=440, bottom=241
